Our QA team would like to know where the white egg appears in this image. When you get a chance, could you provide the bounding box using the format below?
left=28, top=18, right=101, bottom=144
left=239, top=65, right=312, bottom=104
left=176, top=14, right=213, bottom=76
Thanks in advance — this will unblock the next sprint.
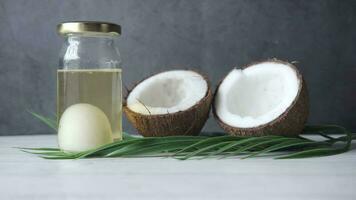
left=58, top=103, right=113, bottom=152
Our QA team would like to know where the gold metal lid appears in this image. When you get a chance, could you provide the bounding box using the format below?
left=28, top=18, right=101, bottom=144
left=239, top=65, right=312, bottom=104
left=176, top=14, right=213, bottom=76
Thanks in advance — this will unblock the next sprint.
left=57, top=21, right=121, bottom=36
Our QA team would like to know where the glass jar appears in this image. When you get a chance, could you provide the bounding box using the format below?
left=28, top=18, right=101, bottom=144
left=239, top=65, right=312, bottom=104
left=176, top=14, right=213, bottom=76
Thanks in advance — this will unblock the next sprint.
left=57, top=21, right=122, bottom=140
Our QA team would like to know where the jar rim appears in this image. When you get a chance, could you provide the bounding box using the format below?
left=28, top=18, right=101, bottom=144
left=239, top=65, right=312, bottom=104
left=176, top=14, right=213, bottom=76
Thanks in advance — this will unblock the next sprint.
left=57, top=21, right=121, bottom=36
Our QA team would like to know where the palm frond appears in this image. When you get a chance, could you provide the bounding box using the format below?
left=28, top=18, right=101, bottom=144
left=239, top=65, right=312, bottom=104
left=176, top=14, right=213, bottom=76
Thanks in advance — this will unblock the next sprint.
left=21, top=112, right=355, bottom=160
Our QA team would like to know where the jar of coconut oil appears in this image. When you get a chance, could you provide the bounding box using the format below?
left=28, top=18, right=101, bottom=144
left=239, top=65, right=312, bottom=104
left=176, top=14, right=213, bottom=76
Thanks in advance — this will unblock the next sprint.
left=57, top=21, right=122, bottom=141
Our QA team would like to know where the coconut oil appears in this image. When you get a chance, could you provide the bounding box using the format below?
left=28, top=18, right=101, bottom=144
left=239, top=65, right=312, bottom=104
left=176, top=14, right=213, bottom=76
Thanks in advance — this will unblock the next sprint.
left=57, top=69, right=122, bottom=140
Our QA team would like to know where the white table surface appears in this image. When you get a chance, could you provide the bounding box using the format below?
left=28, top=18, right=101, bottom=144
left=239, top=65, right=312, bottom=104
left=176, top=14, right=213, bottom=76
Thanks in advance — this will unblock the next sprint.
left=0, top=134, right=355, bottom=200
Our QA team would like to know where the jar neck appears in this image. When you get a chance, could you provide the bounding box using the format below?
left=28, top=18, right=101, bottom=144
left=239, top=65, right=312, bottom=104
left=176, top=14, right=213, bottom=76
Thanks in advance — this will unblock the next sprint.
left=66, top=33, right=116, bottom=48
left=59, top=33, right=121, bottom=70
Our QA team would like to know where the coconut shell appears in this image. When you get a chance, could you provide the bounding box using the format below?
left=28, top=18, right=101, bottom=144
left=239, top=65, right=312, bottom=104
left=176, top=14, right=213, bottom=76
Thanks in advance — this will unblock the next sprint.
left=212, top=59, right=309, bottom=136
left=124, top=70, right=213, bottom=137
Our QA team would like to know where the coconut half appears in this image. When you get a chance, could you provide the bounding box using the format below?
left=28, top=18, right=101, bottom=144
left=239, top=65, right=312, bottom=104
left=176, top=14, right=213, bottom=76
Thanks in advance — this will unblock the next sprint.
left=125, top=70, right=212, bottom=137
left=213, top=59, right=308, bottom=136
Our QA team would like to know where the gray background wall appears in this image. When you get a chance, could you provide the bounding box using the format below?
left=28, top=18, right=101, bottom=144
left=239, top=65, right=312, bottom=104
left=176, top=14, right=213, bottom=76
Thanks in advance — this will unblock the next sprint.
left=0, top=0, right=355, bottom=136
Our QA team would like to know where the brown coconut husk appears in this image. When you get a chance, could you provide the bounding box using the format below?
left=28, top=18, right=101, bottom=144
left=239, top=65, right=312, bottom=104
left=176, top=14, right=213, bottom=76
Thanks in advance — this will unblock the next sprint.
left=212, top=58, right=309, bottom=136
left=124, top=70, right=213, bottom=137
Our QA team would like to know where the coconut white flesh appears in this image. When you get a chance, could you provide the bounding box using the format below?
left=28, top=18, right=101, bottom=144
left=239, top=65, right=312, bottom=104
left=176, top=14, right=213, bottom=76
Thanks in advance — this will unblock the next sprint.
left=215, top=62, right=300, bottom=128
left=127, top=70, right=208, bottom=115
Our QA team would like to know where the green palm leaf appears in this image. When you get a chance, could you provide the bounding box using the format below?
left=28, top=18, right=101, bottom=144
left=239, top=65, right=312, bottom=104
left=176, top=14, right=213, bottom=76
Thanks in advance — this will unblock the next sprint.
left=21, top=112, right=355, bottom=160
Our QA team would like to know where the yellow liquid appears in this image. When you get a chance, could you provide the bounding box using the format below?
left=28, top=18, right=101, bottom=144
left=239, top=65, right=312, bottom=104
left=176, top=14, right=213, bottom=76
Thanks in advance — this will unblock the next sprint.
left=57, top=69, right=122, bottom=140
